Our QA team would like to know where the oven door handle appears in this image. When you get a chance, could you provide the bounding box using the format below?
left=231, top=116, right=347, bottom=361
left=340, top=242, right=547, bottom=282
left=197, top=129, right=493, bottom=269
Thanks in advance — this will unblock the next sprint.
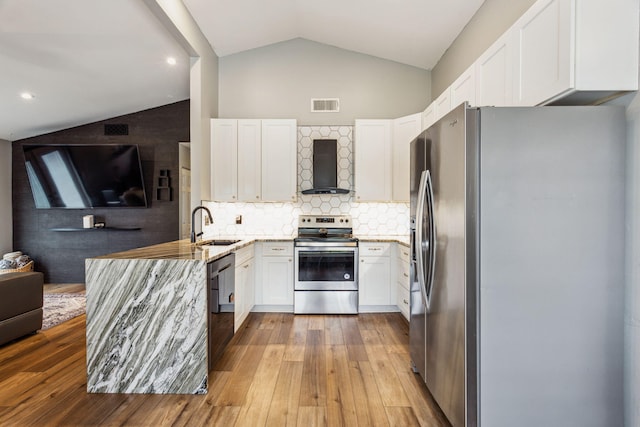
left=294, top=245, right=358, bottom=251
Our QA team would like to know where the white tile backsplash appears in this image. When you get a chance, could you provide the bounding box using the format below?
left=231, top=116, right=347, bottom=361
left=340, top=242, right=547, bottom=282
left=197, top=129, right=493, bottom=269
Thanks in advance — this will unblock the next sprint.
left=203, top=125, right=409, bottom=238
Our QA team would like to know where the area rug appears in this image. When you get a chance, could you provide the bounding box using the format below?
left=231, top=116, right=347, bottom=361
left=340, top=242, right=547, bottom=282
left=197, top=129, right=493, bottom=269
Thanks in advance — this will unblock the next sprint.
left=42, top=293, right=86, bottom=330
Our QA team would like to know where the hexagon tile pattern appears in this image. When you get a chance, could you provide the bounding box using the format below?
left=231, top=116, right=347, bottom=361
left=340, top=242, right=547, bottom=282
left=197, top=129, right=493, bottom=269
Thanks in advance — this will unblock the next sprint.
left=202, top=126, right=409, bottom=238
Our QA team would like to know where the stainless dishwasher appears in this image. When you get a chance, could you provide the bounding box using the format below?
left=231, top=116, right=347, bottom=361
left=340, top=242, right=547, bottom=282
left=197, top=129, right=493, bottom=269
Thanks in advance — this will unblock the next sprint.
left=208, top=253, right=235, bottom=369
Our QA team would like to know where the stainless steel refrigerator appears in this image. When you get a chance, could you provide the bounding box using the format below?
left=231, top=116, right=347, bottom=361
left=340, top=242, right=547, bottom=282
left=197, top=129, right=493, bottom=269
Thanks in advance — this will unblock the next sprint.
left=409, top=104, right=625, bottom=427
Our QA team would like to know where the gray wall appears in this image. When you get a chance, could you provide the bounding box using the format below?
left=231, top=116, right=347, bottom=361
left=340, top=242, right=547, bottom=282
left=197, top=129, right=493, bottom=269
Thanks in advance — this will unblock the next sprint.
left=12, top=101, right=189, bottom=283
left=430, top=0, right=536, bottom=98
left=219, top=38, right=431, bottom=123
left=0, top=140, right=11, bottom=254
left=619, top=90, right=640, bottom=426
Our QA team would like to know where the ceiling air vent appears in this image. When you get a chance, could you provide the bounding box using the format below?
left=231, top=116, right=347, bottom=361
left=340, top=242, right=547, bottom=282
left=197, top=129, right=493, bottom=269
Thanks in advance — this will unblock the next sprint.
left=311, top=98, right=340, bottom=113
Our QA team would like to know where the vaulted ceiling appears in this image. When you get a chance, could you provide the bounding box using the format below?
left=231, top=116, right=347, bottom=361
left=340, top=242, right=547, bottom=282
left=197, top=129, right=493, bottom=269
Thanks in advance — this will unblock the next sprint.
left=0, top=0, right=484, bottom=141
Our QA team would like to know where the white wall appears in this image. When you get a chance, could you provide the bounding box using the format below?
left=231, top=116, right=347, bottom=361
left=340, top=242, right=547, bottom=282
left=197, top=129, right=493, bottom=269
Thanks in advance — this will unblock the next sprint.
left=430, top=0, right=536, bottom=98
left=219, top=38, right=431, bottom=124
left=0, top=140, right=11, bottom=254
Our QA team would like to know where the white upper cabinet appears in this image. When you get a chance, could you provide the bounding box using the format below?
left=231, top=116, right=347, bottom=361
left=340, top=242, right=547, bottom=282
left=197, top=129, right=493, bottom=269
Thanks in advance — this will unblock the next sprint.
left=433, top=89, right=452, bottom=122
left=512, top=0, right=572, bottom=105
left=450, top=65, right=476, bottom=108
left=211, top=118, right=295, bottom=202
left=513, top=0, right=638, bottom=105
left=211, top=119, right=238, bottom=202
left=354, top=119, right=393, bottom=202
left=424, top=0, right=638, bottom=114
left=476, top=31, right=514, bottom=107
left=392, top=113, right=422, bottom=202
left=261, top=119, right=297, bottom=202
left=422, top=103, right=436, bottom=131
left=237, top=120, right=262, bottom=202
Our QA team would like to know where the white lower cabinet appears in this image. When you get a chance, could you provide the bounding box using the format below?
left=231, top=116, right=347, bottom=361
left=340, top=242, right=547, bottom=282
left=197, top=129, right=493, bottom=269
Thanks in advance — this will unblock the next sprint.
left=395, top=244, right=411, bottom=321
left=234, top=244, right=254, bottom=332
left=358, top=242, right=394, bottom=311
left=255, top=242, right=294, bottom=311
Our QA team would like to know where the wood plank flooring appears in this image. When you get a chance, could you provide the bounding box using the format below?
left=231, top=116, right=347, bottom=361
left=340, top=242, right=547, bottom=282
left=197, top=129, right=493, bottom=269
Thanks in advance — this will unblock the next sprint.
left=0, top=308, right=450, bottom=426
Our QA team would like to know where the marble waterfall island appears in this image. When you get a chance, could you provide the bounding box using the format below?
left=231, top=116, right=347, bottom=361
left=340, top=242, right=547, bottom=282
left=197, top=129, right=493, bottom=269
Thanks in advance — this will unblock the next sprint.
left=85, top=241, right=218, bottom=394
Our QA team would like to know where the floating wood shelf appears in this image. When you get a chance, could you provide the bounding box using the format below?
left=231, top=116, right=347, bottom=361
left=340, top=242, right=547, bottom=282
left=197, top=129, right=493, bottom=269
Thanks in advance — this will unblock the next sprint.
left=49, top=227, right=141, bottom=232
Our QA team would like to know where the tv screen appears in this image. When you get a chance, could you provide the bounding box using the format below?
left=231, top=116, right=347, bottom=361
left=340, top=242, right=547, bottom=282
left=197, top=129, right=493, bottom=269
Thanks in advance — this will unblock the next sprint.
left=22, top=144, right=148, bottom=208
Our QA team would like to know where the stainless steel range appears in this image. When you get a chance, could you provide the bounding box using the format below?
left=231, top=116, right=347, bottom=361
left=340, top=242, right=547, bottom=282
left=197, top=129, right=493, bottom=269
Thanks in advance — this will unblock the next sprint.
left=294, top=215, right=358, bottom=314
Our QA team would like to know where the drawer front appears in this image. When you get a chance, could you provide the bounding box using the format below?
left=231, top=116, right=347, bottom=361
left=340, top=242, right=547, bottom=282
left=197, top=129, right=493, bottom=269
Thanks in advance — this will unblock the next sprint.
left=359, top=242, right=391, bottom=257
left=397, top=259, right=410, bottom=290
left=397, top=284, right=410, bottom=320
left=262, top=241, right=293, bottom=256
left=397, top=244, right=410, bottom=263
left=235, top=244, right=254, bottom=265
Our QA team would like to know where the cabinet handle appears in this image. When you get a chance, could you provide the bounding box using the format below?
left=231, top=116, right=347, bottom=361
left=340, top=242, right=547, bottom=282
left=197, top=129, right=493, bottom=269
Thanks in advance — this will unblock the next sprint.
left=243, top=265, right=249, bottom=269
left=403, top=299, right=409, bottom=305
left=256, top=195, right=259, bottom=199
left=272, top=248, right=285, bottom=251
left=403, top=273, right=409, bottom=278
left=232, top=195, right=236, bottom=199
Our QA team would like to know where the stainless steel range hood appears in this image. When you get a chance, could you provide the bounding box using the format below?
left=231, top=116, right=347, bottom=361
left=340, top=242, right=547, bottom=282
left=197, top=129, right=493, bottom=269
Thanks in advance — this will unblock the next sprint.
left=301, top=139, right=350, bottom=195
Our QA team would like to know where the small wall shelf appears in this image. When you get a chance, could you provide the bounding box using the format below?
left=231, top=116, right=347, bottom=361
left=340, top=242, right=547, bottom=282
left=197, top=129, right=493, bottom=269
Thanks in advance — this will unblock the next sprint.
left=49, top=227, right=141, bottom=232
left=156, top=169, right=173, bottom=201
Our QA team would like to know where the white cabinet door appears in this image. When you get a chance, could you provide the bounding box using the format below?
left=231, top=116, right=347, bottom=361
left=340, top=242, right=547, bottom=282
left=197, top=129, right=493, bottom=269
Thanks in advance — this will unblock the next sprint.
left=261, top=256, right=293, bottom=305
left=422, top=103, right=436, bottom=131
left=392, top=113, right=422, bottom=202
left=210, top=119, right=238, bottom=201
left=476, top=31, right=514, bottom=107
left=359, top=243, right=392, bottom=307
left=261, top=119, right=297, bottom=202
left=450, top=65, right=476, bottom=108
left=235, top=257, right=254, bottom=331
left=354, top=119, right=392, bottom=202
left=237, top=120, right=262, bottom=202
left=513, top=0, right=572, bottom=105
left=360, top=256, right=392, bottom=306
left=433, top=89, right=452, bottom=122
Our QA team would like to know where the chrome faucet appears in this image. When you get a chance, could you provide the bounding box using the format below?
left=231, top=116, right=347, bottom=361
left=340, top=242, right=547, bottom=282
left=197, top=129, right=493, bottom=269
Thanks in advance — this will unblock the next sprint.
left=191, top=206, right=213, bottom=243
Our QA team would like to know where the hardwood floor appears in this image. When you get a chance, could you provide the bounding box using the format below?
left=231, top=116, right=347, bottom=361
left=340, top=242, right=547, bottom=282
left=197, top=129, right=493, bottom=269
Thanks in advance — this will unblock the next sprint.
left=43, top=283, right=86, bottom=295
left=0, top=311, right=449, bottom=426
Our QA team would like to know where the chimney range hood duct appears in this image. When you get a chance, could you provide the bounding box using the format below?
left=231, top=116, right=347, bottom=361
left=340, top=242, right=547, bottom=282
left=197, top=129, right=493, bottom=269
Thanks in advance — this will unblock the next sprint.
left=301, top=139, right=350, bottom=195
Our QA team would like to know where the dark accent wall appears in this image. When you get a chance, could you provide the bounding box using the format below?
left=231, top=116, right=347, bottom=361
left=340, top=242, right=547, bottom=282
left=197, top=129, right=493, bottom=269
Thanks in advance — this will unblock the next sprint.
left=12, top=101, right=189, bottom=283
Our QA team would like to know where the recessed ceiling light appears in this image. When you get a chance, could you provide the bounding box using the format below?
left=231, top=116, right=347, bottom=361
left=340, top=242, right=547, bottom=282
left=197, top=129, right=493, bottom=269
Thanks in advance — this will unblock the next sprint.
left=20, top=92, right=35, bottom=100
left=166, top=57, right=177, bottom=66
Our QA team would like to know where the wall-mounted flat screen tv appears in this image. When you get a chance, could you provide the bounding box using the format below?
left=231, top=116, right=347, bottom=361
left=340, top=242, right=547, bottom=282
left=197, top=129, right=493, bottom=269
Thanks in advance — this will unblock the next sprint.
left=22, top=144, right=148, bottom=208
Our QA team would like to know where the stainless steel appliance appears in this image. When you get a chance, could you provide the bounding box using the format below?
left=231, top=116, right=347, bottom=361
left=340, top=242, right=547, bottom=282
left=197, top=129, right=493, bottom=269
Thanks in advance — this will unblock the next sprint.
left=208, top=253, right=235, bottom=369
left=294, top=214, right=358, bottom=314
left=410, top=104, right=625, bottom=426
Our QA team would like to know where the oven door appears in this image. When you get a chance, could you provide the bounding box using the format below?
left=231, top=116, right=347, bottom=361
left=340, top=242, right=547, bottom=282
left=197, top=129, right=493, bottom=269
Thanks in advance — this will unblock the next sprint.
left=294, top=245, right=358, bottom=291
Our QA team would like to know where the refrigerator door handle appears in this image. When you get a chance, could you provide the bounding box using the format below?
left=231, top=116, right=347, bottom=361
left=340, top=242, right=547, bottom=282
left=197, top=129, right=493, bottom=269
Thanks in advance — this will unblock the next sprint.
left=416, top=170, right=429, bottom=309
left=424, top=169, right=436, bottom=311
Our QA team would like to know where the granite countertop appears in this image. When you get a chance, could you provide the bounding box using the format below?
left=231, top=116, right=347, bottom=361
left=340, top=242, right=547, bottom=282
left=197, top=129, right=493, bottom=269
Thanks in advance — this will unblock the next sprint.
left=93, top=234, right=409, bottom=262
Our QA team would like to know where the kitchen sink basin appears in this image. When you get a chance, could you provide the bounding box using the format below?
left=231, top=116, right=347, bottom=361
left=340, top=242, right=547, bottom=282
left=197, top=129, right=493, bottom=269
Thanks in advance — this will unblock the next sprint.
left=209, top=240, right=241, bottom=246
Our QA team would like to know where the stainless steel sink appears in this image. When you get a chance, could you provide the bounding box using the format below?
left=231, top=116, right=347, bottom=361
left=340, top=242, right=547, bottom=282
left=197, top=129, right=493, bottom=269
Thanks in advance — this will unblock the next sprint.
left=196, top=239, right=241, bottom=246
left=209, top=240, right=240, bottom=246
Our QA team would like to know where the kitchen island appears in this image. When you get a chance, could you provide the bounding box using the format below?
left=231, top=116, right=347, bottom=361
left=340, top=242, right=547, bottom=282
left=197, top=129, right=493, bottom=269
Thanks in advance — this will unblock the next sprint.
left=85, top=238, right=253, bottom=395
left=85, top=235, right=409, bottom=395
